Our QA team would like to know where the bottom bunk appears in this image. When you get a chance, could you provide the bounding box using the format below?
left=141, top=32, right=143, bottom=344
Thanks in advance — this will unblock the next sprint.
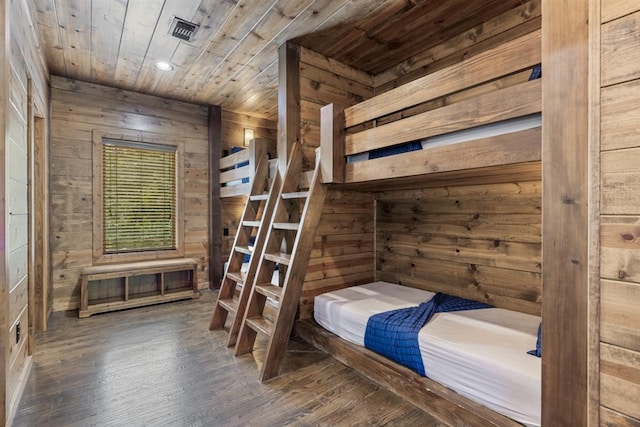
left=296, top=281, right=541, bottom=427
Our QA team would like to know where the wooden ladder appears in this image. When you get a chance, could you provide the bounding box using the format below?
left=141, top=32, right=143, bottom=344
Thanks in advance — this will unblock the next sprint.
left=210, top=154, right=281, bottom=347
left=235, top=142, right=327, bottom=381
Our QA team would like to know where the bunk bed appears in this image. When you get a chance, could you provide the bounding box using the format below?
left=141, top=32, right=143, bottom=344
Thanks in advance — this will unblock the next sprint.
left=320, top=31, right=542, bottom=188
left=298, top=31, right=543, bottom=427
left=219, top=137, right=277, bottom=198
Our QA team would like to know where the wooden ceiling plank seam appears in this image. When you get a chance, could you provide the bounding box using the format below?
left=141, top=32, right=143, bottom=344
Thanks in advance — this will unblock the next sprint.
left=113, top=0, right=165, bottom=90
left=132, top=0, right=203, bottom=94
left=376, top=17, right=541, bottom=95
left=350, top=0, right=509, bottom=73
left=90, top=0, right=128, bottom=84
left=168, top=0, right=278, bottom=100
left=322, top=0, right=442, bottom=62
left=214, top=0, right=376, bottom=112
left=198, top=0, right=353, bottom=107
left=296, top=0, right=405, bottom=57
left=168, top=0, right=239, bottom=68
left=187, top=0, right=319, bottom=101
left=54, top=0, right=93, bottom=82
left=338, top=1, right=471, bottom=68
left=374, top=0, right=540, bottom=87
left=168, top=0, right=247, bottom=76
left=368, top=0, right=530, bottom=74
left=33, top=0, right=67, bottom=75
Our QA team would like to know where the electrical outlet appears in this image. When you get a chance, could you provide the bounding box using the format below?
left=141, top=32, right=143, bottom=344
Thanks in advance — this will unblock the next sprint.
left=16, top=322, right=21, bottom=343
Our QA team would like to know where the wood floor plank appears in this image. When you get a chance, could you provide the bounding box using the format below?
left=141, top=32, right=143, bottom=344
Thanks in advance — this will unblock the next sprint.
left=13, top=291, right=437, bottom=426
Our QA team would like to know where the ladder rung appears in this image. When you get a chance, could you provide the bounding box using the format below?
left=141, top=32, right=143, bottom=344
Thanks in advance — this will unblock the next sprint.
left=243, top=220, right=261, bottom=227
left=249, top=194, right=269, bottom=201
left=218, top=298, right=238, bottom=313
left=273, top=222, right=299, bottom=231
left=282, top=191, right=309, bottom=200
left=235, top=246, right=252, bottom=255
left=246, top=316, right=274, bottom=337
left=226, top=271, right=245, bottom=285
left=255, top=284, right=282, bottom=300
left=263, top=252, right=291, bottom=265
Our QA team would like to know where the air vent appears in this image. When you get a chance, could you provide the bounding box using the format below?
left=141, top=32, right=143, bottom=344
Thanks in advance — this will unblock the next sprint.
left=169, top=17, right=199, bottom=42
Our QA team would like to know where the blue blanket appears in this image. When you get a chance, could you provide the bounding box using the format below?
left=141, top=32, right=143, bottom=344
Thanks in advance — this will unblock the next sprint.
left=364, top=293, right=492, bottom=376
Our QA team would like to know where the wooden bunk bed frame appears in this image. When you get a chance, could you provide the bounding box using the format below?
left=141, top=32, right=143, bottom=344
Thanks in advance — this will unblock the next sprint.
left=320, top=31, right=542, bottom=189
left=219, top=137, right=276, bottom=198
left=301, top=31, right=543, bottom=427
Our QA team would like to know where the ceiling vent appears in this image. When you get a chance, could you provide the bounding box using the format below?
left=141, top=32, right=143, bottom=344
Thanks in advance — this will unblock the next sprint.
left=169, top=17, right=199, bottom=42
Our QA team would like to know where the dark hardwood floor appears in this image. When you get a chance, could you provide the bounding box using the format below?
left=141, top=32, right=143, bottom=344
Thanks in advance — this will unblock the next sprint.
left=14, top=290, right=441, bottom=426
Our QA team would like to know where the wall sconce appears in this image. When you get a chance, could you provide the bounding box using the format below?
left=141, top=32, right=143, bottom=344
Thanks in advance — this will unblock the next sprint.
left=243, top=128, right=254, bottom=147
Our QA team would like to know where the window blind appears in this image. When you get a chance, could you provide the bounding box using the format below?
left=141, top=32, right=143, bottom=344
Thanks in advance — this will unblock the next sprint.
left=103, top=139, right=177, bottom=254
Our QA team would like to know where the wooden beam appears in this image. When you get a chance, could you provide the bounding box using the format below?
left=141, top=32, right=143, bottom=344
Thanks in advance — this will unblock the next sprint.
left=347, top=30, right=541, bottom=127
left=296, top=319, right=520, bottom=427
left=277, top=41, right=300, bottom=175
left=320, top=103, right=345, bottom=184
left=542, top=0, right=589, bottom=425
left=346, top=79, right=541, bottom=156
left=209, top=105, right=222, bottom=290
left=347, top=127, right=541, bottom=183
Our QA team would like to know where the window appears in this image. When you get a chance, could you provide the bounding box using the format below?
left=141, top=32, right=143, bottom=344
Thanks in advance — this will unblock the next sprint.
left=102, top=139, right=177, bottom=254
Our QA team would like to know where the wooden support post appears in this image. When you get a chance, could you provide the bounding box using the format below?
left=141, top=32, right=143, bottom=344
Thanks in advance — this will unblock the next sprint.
left=542, top=0, right=589, bottom=425
left=320, top=103, right=345, bottom=184
left=209, top=105, right=223, bottom=290
left=277, top=41, right=300, bottom=176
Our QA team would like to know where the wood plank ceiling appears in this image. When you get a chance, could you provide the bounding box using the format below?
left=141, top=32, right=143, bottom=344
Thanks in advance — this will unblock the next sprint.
left=33, top=0, right=527, bottom=120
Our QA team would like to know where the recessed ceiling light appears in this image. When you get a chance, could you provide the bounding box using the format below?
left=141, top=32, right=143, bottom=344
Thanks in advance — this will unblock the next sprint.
left=155, top=61, right=174, bottom=71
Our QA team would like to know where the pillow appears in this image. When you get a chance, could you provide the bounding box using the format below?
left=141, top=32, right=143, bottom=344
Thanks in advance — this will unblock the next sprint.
left=527, top=323, right=542, bottom=357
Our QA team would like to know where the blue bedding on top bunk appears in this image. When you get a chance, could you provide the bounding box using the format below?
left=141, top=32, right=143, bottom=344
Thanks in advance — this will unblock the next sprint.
left=368, top=140, right=422, bottom=159
left=230, top=146, right=250, bottom=183
left=364, top=293, right=493, bottom=376
left=359, top=65, right=543, bottom=162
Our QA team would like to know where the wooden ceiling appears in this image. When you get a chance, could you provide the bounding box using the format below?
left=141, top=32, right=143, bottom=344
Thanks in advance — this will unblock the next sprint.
left=33, top=0, right=526, bottom=120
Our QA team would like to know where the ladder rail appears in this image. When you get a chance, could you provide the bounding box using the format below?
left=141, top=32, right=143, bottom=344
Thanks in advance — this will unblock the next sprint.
left=260, top=147, right=327, bottom=381
left=234, top=143, right=329, bottom=382
left=210, top=154, right=280, bottom=347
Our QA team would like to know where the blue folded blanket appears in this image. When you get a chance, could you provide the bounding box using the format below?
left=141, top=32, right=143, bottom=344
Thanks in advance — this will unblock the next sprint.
left=364, top=293, right=493, bottom=376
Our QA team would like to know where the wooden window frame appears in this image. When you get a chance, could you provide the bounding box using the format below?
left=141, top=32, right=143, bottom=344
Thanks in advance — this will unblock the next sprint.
left=92, top=130, right=185, bottom=264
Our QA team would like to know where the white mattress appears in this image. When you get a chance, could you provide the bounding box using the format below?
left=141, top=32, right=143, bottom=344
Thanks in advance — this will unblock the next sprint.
left=347, top=114, right=542, bottom=163
left=313, top=281, right=434, bottom=346
left=314, top=282, right=541, bottom=427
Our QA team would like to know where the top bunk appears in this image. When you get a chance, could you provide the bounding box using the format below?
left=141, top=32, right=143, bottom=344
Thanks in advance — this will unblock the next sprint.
left=219, top=137, right=277, bottom=198
left=320, top=31, right=542, bottom=189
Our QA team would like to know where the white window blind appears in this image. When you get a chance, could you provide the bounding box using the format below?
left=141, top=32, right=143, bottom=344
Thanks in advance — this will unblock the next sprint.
left=103, top=139, right=177, bottom=254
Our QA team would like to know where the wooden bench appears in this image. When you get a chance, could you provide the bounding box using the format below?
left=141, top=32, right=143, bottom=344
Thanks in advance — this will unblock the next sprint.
left=79, top=258, right=200, bottom=318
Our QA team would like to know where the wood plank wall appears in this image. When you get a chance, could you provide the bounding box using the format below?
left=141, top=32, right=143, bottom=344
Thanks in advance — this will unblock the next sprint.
left=2, top=0, right=49, bottom=423
left=291, top=47, right=377, bottom=317
left=219, top=110, right=276, bottom=269
left=300, top=190, right=375, bottom=319
left=294, top=1, right=543, bottom=318
left=597, top=3, right=640, bottom=423
left=374, top=0, right=541, bottom=93
left=298, top=47, right=375, bottom=148
left=49, top=76, right=209, bottom=312
left=376, top=181, right=542, bottom=315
